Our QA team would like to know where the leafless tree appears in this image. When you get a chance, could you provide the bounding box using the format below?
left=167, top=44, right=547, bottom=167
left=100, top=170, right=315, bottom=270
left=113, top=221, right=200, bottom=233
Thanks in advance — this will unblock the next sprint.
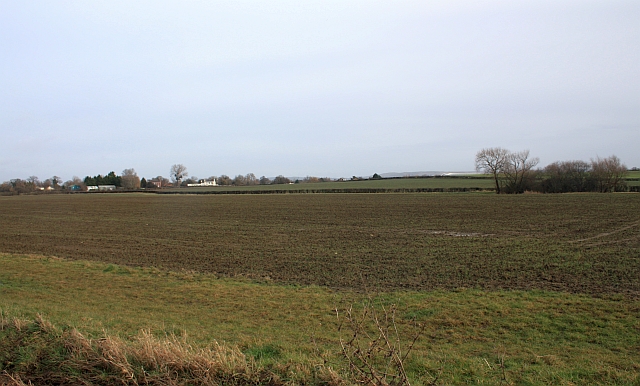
left=27, top=176, right=40, bottom=187
left=233, top=174, right=246, bottom=186
left=170, top=164, right=188, bottom=187
left=272, top=175, right=291, bottom=184
left=0, top=181, right=12, bottom=193
left=245, top=173, right=258, bottom=185
left=591, top=155, right=627, bottom=192
left=121, top=168, right=141, bottom=190
left=542, top=160, right=591, bottom=193
left=501, top=150, right=539, bottom=193
left=217, top=175, right=232, bottom=185
left=475, top=147, right=510, bottom=194
left=259, top=176, right=272, bottom=185
left=7, top=179, right=33, bottom=194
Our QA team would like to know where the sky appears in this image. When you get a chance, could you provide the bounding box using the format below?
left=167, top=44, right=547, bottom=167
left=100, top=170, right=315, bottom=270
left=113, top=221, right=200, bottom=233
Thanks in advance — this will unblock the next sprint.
left=1, top=0, right=639, bottom=182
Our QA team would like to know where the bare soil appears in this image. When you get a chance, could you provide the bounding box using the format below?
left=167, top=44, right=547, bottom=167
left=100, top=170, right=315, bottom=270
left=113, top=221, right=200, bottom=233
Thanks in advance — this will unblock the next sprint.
left=0, top=193, right=638, bottom=296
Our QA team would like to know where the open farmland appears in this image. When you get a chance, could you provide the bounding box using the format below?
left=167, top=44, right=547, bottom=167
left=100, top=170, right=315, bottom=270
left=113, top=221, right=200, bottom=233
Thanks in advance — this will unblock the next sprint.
left=1, top=193, right=638, bottom=296
left=162, top=176, right=495, bottom=193
left=2, top=192, right=640, bottom=384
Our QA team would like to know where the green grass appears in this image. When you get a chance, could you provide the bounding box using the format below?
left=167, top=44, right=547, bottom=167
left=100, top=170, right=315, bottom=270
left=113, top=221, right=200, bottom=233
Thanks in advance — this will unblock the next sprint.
left=2, top=254, right=639, bottom=385
left=162, top=176, right=495, bottom=192
left=625, top=170, right=640, bottom=179
left=159, top=172, right=640, bottom=192
left=1, top=192, right=639, bottom=384
left=624, top=169, right=640, bottom=186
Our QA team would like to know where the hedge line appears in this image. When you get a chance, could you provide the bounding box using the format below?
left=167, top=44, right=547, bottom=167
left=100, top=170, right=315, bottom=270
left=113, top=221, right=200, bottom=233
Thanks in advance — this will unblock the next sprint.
left=153, top=187, right=492, bottom=195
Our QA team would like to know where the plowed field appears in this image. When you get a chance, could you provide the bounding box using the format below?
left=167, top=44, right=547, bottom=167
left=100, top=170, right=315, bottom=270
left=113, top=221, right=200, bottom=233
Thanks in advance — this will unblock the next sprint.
left=1, top=193, right=638, bottom=295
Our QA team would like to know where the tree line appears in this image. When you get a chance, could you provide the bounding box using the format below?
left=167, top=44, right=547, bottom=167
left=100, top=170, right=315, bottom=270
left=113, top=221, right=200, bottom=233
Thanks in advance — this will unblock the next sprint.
left=159, top=164, right=299, bottom=187
left=0, top=175, right=63, bottom=194
left=159, top=164, right=333, bottom=187
left=1, top=156, right=635, bottom=195
left=0, top=163, right=317, bottom=194
left=475, top=147, right=630, bottom=193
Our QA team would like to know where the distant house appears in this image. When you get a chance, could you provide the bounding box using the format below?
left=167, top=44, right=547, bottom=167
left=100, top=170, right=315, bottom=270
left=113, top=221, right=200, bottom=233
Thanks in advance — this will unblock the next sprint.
left=187, top=179, right=217, bottom=187
left=86, top=185, right=116, bottom=191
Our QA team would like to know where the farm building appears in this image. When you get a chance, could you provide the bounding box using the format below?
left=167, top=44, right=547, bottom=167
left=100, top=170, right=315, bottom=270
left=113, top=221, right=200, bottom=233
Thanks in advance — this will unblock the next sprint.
left=86, top=185, right=116, bottom=191
left=187, top=179, right=217, bottom=187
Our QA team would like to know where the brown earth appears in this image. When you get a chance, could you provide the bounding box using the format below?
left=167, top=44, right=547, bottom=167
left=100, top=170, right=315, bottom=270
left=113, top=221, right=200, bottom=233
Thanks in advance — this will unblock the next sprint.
left=0, top=193, right=638, bottom=296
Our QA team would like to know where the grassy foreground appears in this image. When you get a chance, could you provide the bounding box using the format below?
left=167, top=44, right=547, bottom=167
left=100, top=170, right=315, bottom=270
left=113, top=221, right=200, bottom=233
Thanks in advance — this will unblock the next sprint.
left=1, top=254, right=639, bottom=385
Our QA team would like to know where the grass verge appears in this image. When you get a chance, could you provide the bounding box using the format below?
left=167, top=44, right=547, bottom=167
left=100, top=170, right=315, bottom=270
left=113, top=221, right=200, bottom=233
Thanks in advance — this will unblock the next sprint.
left=1, top=253, right=639, bottom=385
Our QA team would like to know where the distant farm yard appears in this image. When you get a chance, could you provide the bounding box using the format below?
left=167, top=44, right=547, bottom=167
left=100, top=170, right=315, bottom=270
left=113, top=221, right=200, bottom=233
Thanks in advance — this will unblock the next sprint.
left=1, top=193, right=638, bottom=296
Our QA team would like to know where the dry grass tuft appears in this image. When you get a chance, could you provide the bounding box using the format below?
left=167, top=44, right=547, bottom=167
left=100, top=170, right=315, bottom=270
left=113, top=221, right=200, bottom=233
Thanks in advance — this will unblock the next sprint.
left=10, top=319, right=29, bottom=332
left=33, top=314, right=55, bottom=334
left=0, top=316, right=347, bottom=385
left=1, top=372, right=33, bottom=386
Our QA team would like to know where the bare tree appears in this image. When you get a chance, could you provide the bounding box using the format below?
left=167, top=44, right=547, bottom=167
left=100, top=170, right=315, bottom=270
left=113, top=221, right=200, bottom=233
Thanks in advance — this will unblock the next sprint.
left=542, top=160, right=591, bottom=193
left=233, top=174, right=247, bottom=186
left=501, top=150, right=539, bottom=193
left=170, top=164, right=188, bottom=187
left=591, top=155, right=627, bottom=192
left=245, top=173, right=258, bottom=185
left=217, top=175, right=232, bottom=185
left=272, top=175, right=291, bottom=184
left=0, top=181, right=12, bottom=193
left=8, top=179, right=32, bottom=194
left=121, top=168, right=141, bottom=190
left=475, top=147, right=510, bottom=194
left=27, top=176, right=40, bottom=187
left=259, top=176, right=272, bottom=185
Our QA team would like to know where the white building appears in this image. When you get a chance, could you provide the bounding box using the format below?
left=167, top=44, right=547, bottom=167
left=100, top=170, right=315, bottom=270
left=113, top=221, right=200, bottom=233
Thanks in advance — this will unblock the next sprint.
left=187, top=179, right=217, bottom=187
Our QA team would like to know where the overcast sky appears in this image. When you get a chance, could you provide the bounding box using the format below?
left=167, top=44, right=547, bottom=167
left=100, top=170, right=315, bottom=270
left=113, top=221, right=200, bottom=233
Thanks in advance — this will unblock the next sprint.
left=1, top=1, right=638, bottom=182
